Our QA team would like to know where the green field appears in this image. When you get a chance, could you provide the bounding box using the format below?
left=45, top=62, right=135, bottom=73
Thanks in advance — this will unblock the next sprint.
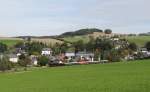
left=0, top=60, right=150, bottom=92
left=0, top=38, right=23, bottom=47
left=126, top=36, right=150, bottom=47
left=0, top=40, right=22, bottom=47
left=63, top=35, right=150, bottom=47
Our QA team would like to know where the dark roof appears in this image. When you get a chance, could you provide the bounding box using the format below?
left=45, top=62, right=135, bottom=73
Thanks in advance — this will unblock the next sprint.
left=42, top=48, right=52, bottom=51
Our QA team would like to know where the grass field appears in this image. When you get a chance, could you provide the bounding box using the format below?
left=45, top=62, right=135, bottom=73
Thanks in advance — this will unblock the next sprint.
left=126, top=36, right=150, bottom=47
left=31, top=38, right=63, bottom=45
left=0, top=59, right=150, bottom=92
left=0, top=37, right=63, bottom=47
left=0, top=38, right=23, bottom=47
left=63, top=35, right=150, bottom=47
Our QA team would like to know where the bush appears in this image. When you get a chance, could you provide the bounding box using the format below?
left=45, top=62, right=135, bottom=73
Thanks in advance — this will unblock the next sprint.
left=145, top=41, right=150, bottom=51
left=109, top=50, right=121, bottom=62
left=38, top=56, right=49, bottom=66
left=128, top=42, right=138, bottom=51
left=0, top=56, right=13, bottom=71
left=0, top=43, right=7, bottom=53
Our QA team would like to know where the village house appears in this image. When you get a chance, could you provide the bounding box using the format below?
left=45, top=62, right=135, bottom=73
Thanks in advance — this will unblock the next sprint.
left=139, top=48, right=150, bottom=58
left=76, top=52, right=94, bottom=62
left=65, top=52, right=75, bottom=59
left=30, top=55, right=38, bottom=65
left=9, top=54, right=18, bottom=63
left=15, top=48, right=26, bottom=56
left=41, top=48, right=52, bottom=56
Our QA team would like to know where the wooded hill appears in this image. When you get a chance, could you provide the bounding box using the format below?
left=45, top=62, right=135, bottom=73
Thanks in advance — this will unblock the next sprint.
left=59, top=28, right=103, bottom=37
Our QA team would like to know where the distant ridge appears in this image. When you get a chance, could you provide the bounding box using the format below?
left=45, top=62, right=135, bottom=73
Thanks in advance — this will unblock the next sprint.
left=59, top=28, right=103, bottom=37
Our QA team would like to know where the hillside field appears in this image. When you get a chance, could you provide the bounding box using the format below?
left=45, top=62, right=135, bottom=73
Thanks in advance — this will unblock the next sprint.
left=63, top=35, right=150, bottom=47
left=0, top=59, right=150, bottom=92
left=63, top=35, right=90, bottom=43
left=31, top=38, right=63, bottom=45
left=126, top=36, right=150, bottom=47
left=0, top=37, right=64, bottom=47
left=0, top=38, right=22, bottom=47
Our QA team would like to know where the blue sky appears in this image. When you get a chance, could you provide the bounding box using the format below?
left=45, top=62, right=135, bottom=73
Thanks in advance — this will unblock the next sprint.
left=0, top=0, right=149, bottom=36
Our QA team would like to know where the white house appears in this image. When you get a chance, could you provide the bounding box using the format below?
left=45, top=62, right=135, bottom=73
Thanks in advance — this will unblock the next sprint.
left=65, top=52, right=75, bottom=58
left=76, top=52, right=94, bottom=62
left=41, top=48, right=52, bottom=56
left=30, top=55, right=38, bottom=65
left=9, top=54, right=18, bottom=63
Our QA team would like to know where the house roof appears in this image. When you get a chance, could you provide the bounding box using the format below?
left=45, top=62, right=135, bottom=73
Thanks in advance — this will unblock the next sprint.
left=9, top=54, right=18, bottom=58
left=76, top=52, right=94, bottom=57
left=42, top=48, right=52, bottom=51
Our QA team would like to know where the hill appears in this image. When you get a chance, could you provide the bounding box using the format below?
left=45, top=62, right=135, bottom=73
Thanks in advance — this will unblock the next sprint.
left=0, top=59, right=150, bottom=92
left=59, top=28, right=103, bottom=37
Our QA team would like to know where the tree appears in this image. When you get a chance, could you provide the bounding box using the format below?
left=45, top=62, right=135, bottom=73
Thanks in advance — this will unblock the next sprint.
left=38, top=56, right=49, bottom=66
left=145, top=41, right=150, bottom=51
left=60, top=42, right=68, bottom=53
left=86, top=36, right=95, bottom=52
left=104, top=29, right=112, bottom=34
left=0, top=43, right=7, bottom=53
left=19, top=54, right=26, bottom=60
left=128, top=42, right=138, bottom=51
left=0, top=55, right=13, bottom=71
left=109, top=49, right=121, bottom=62
left=18, top=54, right=31, bottom=67
left=18, top=57, right=31, bottom=67
left=52, top=42, right=61, bottom=55
left=60, top=28, right=103, bottom=37
left=26, top=42, right=47, bottom=55
left=72, top=40, right=85, bottom=54
left=14, top=42, right=24, bottom=49
left=94, top=38, right=113, bottom=60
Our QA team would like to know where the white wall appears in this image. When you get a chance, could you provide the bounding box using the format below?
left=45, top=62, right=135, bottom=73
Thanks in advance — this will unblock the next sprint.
left=9, top=58, right=18, bottom=63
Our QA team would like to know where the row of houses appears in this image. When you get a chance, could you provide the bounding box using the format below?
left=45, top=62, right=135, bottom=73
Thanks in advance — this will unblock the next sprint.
left=125, top=48, right=150, bottom=60
left=8, top=47, right=96, bottom=65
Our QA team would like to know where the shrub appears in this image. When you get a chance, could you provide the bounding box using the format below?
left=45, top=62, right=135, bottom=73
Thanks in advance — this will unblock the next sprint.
left=145, top=41, right=150, bottom=51
left=0, top=56, right=13, bottom=71
left=18, top=54, right=31, bottom=67
left=38, top=56, right=49, bottom=66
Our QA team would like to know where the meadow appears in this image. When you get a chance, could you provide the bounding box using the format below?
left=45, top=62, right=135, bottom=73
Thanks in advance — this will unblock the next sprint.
left=63, top=35, right=150, bottom=47
left=0, top=38, right=22, bottom=47
left=0, top=59, right=150, bottom=92
left=0, top=37, right=63, bottom=47
left=126, top=36, right=150, bottom=47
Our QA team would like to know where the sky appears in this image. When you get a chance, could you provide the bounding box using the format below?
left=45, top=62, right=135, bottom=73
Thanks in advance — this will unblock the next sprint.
left=0, top=0, right=149, bottom=36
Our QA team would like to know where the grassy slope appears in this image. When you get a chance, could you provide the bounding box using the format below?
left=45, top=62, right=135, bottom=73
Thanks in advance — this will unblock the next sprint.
left=0, top=37, right=63, bottom=47
left=0, top=38, right=22, bottom=47
left=31, top=38, right=63, bottom=45
left=63, top=35, right=90, bottom=43
left=63, top=35, right=150, bottom=47
left=0, top=59, right=150, bottom=92
left=126, top=36, right=150, bottom=47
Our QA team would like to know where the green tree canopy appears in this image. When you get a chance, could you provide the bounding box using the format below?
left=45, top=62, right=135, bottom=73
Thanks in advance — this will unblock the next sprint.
left=104, top=29, right=112, bottom=34
left=0, top=43, right=7, bottom=53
